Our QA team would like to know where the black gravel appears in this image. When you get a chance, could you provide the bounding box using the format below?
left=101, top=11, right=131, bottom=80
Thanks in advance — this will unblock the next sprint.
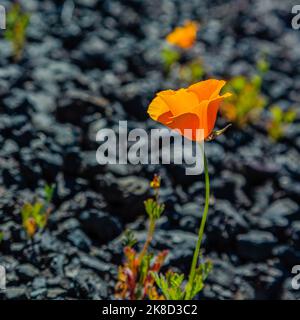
left=0, top=0, right=300, bottom=300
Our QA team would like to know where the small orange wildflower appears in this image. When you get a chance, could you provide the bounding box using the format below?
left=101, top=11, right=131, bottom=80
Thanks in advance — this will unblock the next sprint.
left=150, top=174, right=161, bottom=189
left=147, top=79, right=232, bottom=141
left=24, top=217, right=37, bottom=238
left=166, top=21, right=198, bottom=49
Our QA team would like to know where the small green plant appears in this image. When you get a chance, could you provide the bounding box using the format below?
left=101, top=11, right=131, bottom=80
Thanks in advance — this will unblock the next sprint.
left=122, top=229, right=138, bottom=248
left=5, top=3, right=30, bottom=61
left=221, top=58, right=269, bottom=127
left=179, top=58, right=205, bottom=84
left=161, top=48, right=205, bottom=83
left=152, top=260, right=212, bottom=300
left=115, top=175, right=167, bottom=300
left=161, top=47, right=180, bottom=72
left=0, top=231, right=4, bottom=244
left=20, top=184, right=54, bottom=238
left=116, top=174, right=213, bottom=300
left=267, top=105, right=297, bottom=141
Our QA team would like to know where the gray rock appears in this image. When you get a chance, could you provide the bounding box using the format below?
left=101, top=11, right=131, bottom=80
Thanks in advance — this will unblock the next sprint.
left=264, top=199, right=299, bottom=221
left=79, top=209, right=122, bottom=243
left=79, top=255, right=111, bottom=275
left=96, top=174, right=149, bottom=220
left=47, top=288, right=66, bottom=299
left=273, top=245, right=300, bottom=268
left=5, top=287, right=27, bottom=300
left=30, top=288, right=47, bottom=299
left=237, top=231, right=277, bottom=261
left=16, top=264, right=40, bottom=281
left=291, top=221, right=300, bottom=246
left=67, top=229, right=92, bottom=251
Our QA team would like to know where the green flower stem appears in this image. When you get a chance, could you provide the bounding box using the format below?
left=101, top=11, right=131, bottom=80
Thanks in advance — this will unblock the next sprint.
left=139, top=187, right=160, bottom=262
left=186, top=147, right=210, bottom=300
left=139, top=218, right=156, bottom=262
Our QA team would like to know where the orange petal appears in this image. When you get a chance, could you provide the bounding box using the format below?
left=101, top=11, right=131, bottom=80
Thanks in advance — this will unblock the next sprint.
left=167, top=113, right=201, bottom=141
left=166, top=21, right=198, bottom=49
left=147, top=93, right=172, bottom=121
left=206, top=97, right=224, bottom=136
left=188, top=79, right=226, bottom=101
left=157, top=89, right=177, bottom=97
left=157, top=111, right=173, bottom=125
left=158, top=89, right=199, bottom=117
left=201, top=94, right=232, bottom=137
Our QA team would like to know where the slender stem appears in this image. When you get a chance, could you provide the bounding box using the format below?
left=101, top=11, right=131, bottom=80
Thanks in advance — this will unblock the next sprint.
left=139, top=189, right=159, bottom=262
left=186, top=147, right=210, bottom=299
left=139, top=218, right=156, bottom=262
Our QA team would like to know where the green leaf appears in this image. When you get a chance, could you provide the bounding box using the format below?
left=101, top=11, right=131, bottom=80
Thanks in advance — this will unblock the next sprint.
left=139, top=253, right=152, bottom=284
left=152, top=271, right=186, bottom=300
left=0, top=231, right=4, bottom=243
left=256, top=57, right=269, bottom=74
left=169, top=273, right=184, bottom=288
left=190, top=61, right=204, bottom=81
left=151, top=272, right=171, bottom=300
left=144, top=198, right=165, bottom=220
left=161, top=47, right=180, bottom=70
left=231, top=76, right=246, bottom=92
left=189, top=275, right=204, bottom=298
left=21, top=203, right=33, bottom=223
left=32, top=202, right=43, bottom=217
left=251, top=74, right=262, bottom=90
left=31, top=202, right=44, bottom=228
left=284, top=109, right=297, bottom=123
left=44, top=184, right=55, bottom=204
left=270, top=105, right=283, bottom=123
left=122, top=229, right=137, bottom=248
left=185, top=260, right=213, bottom=300
left=4, top=3, right=30, bottom=60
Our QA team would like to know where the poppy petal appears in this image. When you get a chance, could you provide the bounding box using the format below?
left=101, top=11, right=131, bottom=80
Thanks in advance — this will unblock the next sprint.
left=147, top=95, right=171, bottom=121
left=167, top=113, right=202, bottom=141
left=206, top=97, right=223, bottom=136
left=206, top=93, right=232, bottom=136
left=188, top=79, right=226, bottom=101
left=159, top=89, right=199, bottom=117
left=157, top=111, right=173, bottom=125
left=166, top=21, right=198, bottom=49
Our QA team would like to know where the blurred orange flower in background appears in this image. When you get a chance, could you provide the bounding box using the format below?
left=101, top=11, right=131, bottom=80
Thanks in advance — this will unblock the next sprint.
left=147, top=79, right=231, bottom=141
left=166, top=21, right=198, bottom=49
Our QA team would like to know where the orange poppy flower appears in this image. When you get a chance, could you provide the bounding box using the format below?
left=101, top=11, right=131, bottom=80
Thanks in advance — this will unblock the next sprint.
left=166, top=21, right=198, bottom=49
left=147, top=79, right=232, bottom=141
